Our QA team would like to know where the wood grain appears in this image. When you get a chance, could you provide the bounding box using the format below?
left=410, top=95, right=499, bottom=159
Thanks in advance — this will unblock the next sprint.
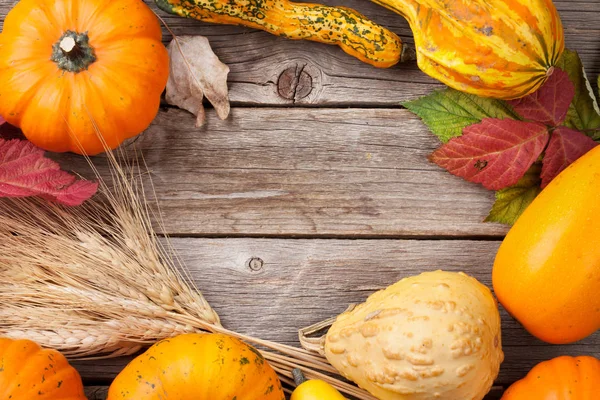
left=0, top=0, right=598, bottom=106
left=84, top=385, right=505, bottom=399
left=52, top=107, right=508, bottom=238
left=71, top=238, right=600, bottom=387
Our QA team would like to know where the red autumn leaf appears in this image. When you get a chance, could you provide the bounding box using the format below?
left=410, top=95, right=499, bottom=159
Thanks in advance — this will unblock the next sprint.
left=509, top=68, right=574, bottom=126
left=430, top=118, right=549, bottom=190
left=541, top=126, right=598, bottom=188
left=0, top=139, right=98, bottom=206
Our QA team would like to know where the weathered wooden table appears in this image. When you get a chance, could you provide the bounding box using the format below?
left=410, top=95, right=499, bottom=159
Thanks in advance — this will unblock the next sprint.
left=2, top=0, right=599, bottom=398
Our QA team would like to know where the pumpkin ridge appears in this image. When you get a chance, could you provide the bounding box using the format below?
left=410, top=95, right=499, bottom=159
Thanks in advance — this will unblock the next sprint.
left=76, top=0, right=121, bottom=33
left=0, top=340, right=46, bottom=396
left=20, top=355, right=84, bottom=398
left=0, top=63, right=53, bottom=124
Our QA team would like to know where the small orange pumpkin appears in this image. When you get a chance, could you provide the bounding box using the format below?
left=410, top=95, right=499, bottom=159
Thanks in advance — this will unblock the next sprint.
left=0, top=0, right=169, bottom=155
left=501, top=356, right=600, bottom=399
left=107, top=333, right=285, bottom=400
left=0, top=337, right=86, bottom=399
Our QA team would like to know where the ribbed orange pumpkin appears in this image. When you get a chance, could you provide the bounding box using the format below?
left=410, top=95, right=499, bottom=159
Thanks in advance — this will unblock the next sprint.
left=373, top=0, right=564, bottom=99
left=0, top=0, right=169, bottom=155
left=501, top=356, right=600, bottom=399
left=0, top=337, right=86, bottom=400
left=107, top=333, right=285, bottom=400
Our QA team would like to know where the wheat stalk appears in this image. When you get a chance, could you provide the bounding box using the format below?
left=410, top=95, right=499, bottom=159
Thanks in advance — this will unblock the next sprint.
left=0, top=145, right=374, bottom=398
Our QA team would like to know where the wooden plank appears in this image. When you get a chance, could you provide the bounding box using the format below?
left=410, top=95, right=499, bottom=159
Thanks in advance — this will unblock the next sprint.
left=1, top=1, right=598, bottom=106
left=52, top=108, right=508, bottom=238
left=147, top=0, right=600, bottom=106
left=85, top=387, right=109, bottom=400
left=84, top=385, right=505, bottom=399
left=71, top=238, right=600, bottom=386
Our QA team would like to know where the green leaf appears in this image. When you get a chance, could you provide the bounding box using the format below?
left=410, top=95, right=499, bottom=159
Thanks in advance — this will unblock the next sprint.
left=556, top=49, right=600, bottom=131
left=485, top=163, right=542, bottom=225
left=402, top=89, right=520, bottom=143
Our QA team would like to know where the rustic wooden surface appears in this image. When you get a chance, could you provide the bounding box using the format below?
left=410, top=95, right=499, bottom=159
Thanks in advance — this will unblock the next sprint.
left=2, top=0, right=600, bottom=398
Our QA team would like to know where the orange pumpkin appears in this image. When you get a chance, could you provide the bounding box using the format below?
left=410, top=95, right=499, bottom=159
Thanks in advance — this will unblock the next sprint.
left=107, top=333, right=285, bottom=400
left=501, top=356, right=600, bottom=399
left=493, top=145, right=600, bottom=344
left=0, top=0, right=169, bottom=155
left=0, top=337, right=86, bottom=399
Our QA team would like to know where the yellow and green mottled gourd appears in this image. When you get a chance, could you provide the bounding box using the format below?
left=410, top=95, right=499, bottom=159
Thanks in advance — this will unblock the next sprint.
left=372, top=0, right=564, bottom=98
left=155, top=0, right=409, bottom=68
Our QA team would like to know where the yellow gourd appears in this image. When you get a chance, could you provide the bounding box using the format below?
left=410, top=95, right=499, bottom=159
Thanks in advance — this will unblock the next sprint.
left=302, top=270, right=504, bottom=400
left=290, top=369, right=346, bottom=400
left=493, top=145, right=600, bottom=344
left=372, top=0, right=564, bottom=98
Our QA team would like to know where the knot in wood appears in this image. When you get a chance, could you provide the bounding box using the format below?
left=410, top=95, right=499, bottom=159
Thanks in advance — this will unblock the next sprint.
left=277, top=65, right=312, bottom=102
left=246, top=257, right=264, bottom=272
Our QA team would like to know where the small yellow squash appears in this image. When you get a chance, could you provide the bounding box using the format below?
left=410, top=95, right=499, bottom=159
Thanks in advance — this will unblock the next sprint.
left=290, top=368, right=345, bottom=400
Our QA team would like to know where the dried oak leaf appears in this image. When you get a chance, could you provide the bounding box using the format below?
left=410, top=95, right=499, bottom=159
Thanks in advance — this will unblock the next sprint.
left=0, top=139, right=97, bottom=206
left=509, top=68, right=574, bottom=126
left=429, top=118, right=549, bottom=190
left=541, top=126, right=598, bottom=187
left=166, top=35, right=230, bottom=127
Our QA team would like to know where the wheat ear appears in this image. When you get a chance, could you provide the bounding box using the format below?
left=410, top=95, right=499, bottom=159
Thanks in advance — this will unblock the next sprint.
left=0, top=144, right=374, bottom=398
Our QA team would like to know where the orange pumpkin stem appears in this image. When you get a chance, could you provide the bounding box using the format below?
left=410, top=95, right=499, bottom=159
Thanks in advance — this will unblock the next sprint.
left=60, top=36, right=77, bottom=53
left=51, top=30, right=97, bottom=73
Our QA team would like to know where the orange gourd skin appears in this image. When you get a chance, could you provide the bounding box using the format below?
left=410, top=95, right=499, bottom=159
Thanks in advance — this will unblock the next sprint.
left=107, top=333, right=285, bottom=400
left=0, top=0, right=169, bottom=155
left=501, top=356, right=600, bottom=399
left=372, top=0, right=564, bottom=99
left=0, top=337, right=86, bottom=400
left=493, top=145, right=600, bottom=344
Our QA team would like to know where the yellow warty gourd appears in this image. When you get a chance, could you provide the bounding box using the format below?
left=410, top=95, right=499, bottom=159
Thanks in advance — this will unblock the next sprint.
left=323, top=270, right=504, bottom=399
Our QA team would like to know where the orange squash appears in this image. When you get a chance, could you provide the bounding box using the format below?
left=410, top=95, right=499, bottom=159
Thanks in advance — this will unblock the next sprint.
left=372, top=0, right=564, bottom=98
left=0, top=0, right=169, bottom=155
left=0, top=337, right=86, bottom=400
left=501, top=356, right=600, bottom=399
left=107, top=333, right=285, bottom=400
left=493, top=145, right=600, bottom=344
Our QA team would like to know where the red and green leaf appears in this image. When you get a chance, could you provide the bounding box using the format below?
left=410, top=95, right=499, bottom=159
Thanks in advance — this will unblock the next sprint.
left=509, top=68, right=574, bottom=126
left=556, top=49, right=600, bottom=132
left=0, top=139, right=98, bottom=206
left=485, top=163, right=542, bottom=225
left=402, top=88, right=520, bottom=143
left=541, top=127, right=598, bottom=187
left=429, top=118, right=549, bottom=190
